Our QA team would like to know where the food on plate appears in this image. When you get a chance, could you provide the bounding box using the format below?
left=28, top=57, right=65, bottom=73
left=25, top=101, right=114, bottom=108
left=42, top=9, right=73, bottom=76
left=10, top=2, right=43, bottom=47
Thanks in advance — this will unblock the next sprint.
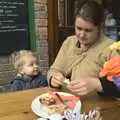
left=44, top=103, right=67, bottom=115
left=39, top=92, right=55, bottom=105
left=39, top=92, right=79, bottom=115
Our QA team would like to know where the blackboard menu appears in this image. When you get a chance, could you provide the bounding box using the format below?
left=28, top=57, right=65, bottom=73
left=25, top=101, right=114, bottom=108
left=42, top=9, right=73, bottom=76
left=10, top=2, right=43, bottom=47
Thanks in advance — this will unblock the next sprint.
left=0, top=0, right=29, bottom=55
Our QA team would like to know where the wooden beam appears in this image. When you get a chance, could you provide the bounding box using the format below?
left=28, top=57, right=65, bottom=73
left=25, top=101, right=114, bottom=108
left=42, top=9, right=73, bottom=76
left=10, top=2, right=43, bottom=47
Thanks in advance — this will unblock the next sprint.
left=48, top=0, right=58, bottom=65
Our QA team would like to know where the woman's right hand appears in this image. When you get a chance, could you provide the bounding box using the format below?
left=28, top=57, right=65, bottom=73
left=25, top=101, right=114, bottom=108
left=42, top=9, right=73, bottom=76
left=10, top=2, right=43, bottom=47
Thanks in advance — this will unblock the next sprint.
left=50, top=72, right=65, bottom=88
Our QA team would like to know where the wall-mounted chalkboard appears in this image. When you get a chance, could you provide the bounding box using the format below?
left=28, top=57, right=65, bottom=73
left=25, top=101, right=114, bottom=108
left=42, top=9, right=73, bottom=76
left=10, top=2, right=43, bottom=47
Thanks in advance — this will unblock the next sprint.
left=0, top=0, right=35, bottom=55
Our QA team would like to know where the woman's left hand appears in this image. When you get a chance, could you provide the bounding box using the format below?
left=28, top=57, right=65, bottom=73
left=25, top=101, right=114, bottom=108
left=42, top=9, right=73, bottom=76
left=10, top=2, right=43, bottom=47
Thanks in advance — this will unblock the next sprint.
left=67, top=77, right=103, bottom=96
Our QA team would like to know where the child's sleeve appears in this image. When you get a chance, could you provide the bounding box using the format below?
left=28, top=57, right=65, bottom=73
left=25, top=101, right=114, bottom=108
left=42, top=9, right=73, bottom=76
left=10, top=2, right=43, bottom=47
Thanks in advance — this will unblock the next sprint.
left=36, top=75, right=48, bottom=87
left=9, top=80, right=23, bottom=92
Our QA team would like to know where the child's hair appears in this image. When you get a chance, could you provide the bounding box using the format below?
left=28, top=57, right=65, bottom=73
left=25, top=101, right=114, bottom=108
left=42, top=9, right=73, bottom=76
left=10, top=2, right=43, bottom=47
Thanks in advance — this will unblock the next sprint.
left=11, top=50, right=38, bottom=72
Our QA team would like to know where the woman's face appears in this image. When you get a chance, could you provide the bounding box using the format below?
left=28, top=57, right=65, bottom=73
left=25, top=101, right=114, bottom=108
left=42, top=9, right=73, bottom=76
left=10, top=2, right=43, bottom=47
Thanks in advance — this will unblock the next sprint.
left=75, top=17, right=100, bottom=46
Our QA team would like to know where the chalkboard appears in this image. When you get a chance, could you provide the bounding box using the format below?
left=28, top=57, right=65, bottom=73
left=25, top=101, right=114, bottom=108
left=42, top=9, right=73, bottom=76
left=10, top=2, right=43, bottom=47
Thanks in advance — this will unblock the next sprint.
left=0, top=0, right=34, bottom=55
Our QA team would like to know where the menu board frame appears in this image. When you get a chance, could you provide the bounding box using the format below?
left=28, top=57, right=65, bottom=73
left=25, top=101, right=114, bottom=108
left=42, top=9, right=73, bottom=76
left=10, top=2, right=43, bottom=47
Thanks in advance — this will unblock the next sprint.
left=0, top=0, right=36, bottom=55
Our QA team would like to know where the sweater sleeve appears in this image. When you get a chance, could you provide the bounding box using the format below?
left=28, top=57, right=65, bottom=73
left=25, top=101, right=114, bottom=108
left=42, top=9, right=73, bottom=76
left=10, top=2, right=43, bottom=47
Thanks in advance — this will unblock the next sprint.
left=98, top=76, right=120, bottom=97
left=47, top=47, right=65, bottom=83
left=9, top=80, right=23, bottom=92
left=47, top=36, right=76, bottom=83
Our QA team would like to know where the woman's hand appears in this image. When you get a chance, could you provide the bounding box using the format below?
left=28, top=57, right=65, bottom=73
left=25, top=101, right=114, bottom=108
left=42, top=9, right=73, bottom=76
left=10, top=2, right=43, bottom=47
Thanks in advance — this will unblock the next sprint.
left=50, top=72, right=65, bottom=88
left=67, top=77, right=103, bottom=96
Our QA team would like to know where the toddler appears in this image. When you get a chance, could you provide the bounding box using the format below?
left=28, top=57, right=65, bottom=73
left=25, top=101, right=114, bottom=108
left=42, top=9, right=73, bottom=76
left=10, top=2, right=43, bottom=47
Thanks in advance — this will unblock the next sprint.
left=9, top=50, right=48, bottom=92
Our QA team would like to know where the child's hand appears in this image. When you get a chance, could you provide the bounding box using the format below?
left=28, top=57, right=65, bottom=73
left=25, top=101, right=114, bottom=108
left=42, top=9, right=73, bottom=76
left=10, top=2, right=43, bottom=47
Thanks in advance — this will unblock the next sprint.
left=51, top=72, right=65, bottom=88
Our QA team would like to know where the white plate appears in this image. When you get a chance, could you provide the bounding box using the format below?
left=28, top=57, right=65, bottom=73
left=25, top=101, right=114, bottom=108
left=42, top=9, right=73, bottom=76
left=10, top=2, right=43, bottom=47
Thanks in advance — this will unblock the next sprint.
left=31, top=92, right=80, bottom=119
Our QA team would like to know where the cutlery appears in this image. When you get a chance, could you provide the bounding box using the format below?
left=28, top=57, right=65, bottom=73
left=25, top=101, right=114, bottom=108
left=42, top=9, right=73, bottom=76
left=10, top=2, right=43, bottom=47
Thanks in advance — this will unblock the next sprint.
left=72, top=100, right=81, bottom=120
left=64, top=109, right=74, bottom=120
left=87, top=107, right=102, bottom=120
left=55, top=92, right=65, bottom=104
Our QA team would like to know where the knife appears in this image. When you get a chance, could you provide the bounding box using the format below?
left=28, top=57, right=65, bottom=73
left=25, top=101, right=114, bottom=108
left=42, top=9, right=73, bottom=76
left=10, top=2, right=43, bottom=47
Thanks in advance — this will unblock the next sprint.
left=55, top=92, right=65, bottom=104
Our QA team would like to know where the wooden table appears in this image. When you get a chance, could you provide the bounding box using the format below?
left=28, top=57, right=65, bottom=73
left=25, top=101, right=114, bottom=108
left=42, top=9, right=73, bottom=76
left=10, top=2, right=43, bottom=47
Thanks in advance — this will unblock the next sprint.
left=0, top=87, right=120, bottom=120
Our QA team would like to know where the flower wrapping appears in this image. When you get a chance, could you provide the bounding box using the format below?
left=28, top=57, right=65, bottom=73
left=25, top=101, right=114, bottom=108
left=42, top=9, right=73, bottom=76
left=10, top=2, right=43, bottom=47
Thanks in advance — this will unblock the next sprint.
left=112, top=76, right=120, bottom=88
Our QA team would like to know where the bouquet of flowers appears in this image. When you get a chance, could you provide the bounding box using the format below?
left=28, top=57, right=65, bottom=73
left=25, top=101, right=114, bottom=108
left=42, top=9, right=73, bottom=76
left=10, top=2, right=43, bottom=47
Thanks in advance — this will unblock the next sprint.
left=100, top=41, right=120, bottom=88
left=109, top=41, right=120, bottom=52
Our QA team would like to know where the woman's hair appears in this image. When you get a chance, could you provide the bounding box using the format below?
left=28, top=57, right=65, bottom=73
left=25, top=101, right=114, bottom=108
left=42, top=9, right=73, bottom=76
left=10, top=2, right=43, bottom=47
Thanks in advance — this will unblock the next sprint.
left=75, top=0, right=104, bottom=27
left=11, top=50, right=38, bottom=72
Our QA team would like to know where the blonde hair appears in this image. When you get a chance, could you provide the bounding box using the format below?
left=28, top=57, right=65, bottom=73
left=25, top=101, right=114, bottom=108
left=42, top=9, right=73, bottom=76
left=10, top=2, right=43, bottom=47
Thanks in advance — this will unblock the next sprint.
left=11, top=50, right=38, bottom=72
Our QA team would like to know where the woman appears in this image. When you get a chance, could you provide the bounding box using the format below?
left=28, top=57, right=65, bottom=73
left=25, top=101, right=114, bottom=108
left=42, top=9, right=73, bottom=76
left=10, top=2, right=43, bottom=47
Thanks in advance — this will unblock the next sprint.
left=48, top=0, right=119, bottom=97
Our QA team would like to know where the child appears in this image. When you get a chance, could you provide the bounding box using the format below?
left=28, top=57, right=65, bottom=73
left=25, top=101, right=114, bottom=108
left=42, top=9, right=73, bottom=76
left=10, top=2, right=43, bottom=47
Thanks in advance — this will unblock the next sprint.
left=9, top=50, right=48, bottom=92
